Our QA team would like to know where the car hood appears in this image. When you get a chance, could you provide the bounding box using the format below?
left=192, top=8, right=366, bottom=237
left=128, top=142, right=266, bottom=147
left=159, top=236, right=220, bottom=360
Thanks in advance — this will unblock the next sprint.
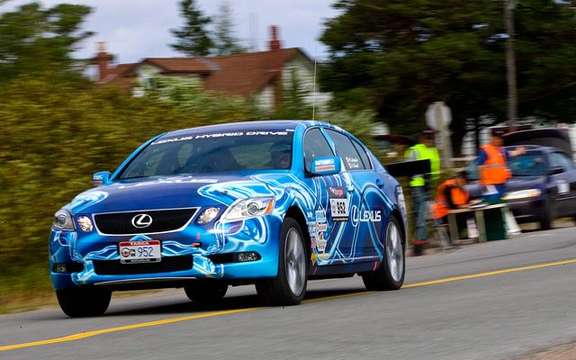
left=466, top=176, right=546, bottom=198
left=66, top=174, right=283, bottom=214
left=506, top=176, right=546, bottom=192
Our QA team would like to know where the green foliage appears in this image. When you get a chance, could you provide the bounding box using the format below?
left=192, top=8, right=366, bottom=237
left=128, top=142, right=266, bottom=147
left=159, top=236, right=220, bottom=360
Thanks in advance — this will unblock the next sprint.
left=151, top=76, right=261, bottom=121
left=328, top=109, right=378, bottom=146
left=213, top=1, right=245, bottom=56
left=0, top=75, right=265, bottom=307
left=321, top=0, right=576, bottom=152
left=273, top=67, right=313, bottom=120
left=0, top=2, right=92, bottom=83
left=171, top=0, right=214, bottom=56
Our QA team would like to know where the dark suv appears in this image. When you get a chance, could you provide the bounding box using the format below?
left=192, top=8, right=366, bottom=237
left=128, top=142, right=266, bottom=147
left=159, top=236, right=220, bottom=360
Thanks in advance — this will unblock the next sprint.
left=468, top=146, right=576, bottom=229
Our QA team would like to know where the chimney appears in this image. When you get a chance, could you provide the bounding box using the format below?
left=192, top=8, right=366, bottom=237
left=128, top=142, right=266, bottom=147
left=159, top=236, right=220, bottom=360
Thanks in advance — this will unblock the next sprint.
left=269, top=25, right=282, bottom=51
left=93, top=42, right=113, bottom=82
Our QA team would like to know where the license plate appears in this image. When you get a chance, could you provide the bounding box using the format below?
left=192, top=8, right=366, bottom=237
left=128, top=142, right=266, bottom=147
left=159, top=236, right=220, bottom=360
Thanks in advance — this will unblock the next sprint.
left=119, top=240, right=161, bottom=264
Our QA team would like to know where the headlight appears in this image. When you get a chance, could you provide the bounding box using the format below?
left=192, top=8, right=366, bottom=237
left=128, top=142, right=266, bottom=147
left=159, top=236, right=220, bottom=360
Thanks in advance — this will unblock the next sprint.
left=77, top=216, right=94, bottom=232
left=503, top=189, right=542, bottom=201
left=53, top=209, right=75, bottom=230
left=222, top=197, right=275, bottom=222
left=196, top=207, right=221, bottom=225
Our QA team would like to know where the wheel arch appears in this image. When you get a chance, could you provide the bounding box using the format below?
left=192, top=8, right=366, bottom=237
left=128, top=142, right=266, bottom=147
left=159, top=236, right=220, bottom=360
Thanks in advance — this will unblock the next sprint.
left=390, top=208, right=406, bottom=247
left=284, top=205, right=311, bottom=254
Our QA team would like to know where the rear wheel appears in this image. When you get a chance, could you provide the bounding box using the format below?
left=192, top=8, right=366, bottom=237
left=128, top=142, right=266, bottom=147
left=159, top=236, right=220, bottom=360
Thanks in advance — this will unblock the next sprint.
left=256, top=218, right=308, bottom=306
left=184, top=281, right=228, bottom=304
left=362, top=217, right=405, bottom=291
left=56, top=288, right=111, bottom=318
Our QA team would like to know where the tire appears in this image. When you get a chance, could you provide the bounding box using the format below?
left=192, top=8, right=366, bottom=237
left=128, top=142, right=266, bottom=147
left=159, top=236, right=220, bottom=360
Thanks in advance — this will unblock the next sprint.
left=256, top=217, right=308, bottom=306
left=539, top=199, right=554, bottom=230
left=184, top=281, right=228, bottom=304
left=362, top=216, right=405, bottom=291
left=56, top=288, right=111, bottom=318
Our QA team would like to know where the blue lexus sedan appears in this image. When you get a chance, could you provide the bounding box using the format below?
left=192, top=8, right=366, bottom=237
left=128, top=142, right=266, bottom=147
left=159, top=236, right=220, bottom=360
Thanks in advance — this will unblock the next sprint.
left=50, top=121, right=407, bottom=317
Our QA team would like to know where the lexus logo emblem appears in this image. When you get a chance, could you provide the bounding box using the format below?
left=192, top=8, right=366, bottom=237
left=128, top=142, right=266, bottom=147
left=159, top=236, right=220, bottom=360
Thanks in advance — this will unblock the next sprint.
left=131, top=214, right=153, bottom=229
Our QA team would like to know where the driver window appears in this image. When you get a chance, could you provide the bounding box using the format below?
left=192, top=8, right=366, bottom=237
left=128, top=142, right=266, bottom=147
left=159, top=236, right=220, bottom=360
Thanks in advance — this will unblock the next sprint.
left=304, top=129, right=335, bottom=173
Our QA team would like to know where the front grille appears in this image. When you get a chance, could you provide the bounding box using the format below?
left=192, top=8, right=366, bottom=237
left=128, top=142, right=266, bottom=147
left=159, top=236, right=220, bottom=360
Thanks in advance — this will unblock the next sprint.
left=93, top=255, right=193, bottom=275
left=94, top=208, right=197, bottom=235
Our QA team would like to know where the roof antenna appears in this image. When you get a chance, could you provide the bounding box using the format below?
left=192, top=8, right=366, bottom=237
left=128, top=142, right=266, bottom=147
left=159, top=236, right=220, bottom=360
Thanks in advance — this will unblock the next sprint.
left=311, top=55, right=318, bottom=121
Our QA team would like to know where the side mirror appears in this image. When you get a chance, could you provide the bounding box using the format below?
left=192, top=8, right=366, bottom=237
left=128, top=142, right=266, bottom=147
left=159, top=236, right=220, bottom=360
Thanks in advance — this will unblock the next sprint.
left=92, top=171, right=111, bottom=186
left=308, top=156, right=342, bottom=176
left=548, top=167, right=564, bottom=176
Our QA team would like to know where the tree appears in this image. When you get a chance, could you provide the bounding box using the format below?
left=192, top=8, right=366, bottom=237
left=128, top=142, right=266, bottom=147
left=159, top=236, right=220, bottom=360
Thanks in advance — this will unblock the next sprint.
left=321, top=0, right=576, bottom=154
left=213, top=1, right=244, bottom=55
left=273, top=67, right=313, bottom=119
left=0, top=2, right=93, bottom=83
left=171, top=0, right=214, bottom=56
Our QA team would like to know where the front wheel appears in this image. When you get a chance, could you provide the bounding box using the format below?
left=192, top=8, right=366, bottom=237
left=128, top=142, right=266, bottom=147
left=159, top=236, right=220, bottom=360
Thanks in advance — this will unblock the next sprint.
left=184, top=281, right=228, bottom=304
left=539, top=199, right=554, bottom=230
left=56, top=288, right=111, bottom=318
left=362, top=216, right=405, bottom=291
left=256, top=218, right=308, bottom=306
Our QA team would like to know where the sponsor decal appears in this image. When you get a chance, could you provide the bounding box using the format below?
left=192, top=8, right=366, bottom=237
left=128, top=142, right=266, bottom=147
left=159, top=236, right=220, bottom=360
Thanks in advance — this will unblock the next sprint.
left=351, top=206, right=382, bottom=223
left=153, top=131, right=289, bottom=145
left=315, top=209, right=327, bottom=223
left=315, top=231, right=327, bottom=252
left=345, top=156, right=362, bottom=169
left=329, top=186, right=349, bottom=221
left=329, top=186, right=345, bottom=198
left=314, top=158, right=336, bottom=173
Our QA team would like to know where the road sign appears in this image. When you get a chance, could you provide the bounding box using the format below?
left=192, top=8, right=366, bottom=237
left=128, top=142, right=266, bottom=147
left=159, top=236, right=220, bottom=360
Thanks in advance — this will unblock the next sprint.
left=426, top=102, right=452, bottom=131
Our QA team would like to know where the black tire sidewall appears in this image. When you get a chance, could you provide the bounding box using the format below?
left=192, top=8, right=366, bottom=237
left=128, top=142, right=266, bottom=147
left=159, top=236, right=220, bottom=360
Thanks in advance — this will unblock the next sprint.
left=256, top=217, right=308, bottom=305
left=363, top=216, right=405, bottom=290
left=56, top=288, right=111, bottom=318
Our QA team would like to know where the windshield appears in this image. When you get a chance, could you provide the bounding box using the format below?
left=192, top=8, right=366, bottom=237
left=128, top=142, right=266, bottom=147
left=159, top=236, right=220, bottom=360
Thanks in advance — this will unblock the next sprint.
left=119, top=130, right=293, bottom=179
left=508, top=152, right=548, bottom=177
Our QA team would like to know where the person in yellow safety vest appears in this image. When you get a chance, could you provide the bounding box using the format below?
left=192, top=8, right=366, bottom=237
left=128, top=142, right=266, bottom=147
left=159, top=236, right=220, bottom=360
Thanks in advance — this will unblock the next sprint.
left=476, top=128, right=525, bottom=202
left=404, top=130, right=441, bottom=256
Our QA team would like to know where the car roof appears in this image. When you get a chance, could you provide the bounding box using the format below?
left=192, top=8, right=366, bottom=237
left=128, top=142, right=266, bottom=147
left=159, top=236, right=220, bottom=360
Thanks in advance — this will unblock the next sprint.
left=159, top=120, right=338, bottom=139
left=504, top=145, right=558, bottom=153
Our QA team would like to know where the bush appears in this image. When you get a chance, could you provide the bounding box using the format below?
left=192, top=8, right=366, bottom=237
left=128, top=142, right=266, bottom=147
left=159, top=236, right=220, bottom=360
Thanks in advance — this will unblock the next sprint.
left=0, top=75, right=379, bottom=310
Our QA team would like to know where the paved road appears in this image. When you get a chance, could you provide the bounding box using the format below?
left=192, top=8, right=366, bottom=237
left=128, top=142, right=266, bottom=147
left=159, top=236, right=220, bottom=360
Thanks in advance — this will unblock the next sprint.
left=2, top=227, right=576, bottom=360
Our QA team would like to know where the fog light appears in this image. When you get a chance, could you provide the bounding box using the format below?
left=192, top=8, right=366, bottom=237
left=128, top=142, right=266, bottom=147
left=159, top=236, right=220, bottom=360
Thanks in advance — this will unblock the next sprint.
left=77, top=216, right=94, bottom=232
left=54, top=263, right=68, bottom=273
left=236, top=252, right=261, bottom=262
left=197, top=207, right=221, bottom=224
left=53, top=262, right=84, bottom=273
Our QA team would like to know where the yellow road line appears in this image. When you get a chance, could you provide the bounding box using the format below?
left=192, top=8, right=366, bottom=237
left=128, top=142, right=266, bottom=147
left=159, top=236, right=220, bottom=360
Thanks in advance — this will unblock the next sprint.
left=0, top=308, right=258, bottom=352
left=403, top=258, right=576, bottom=289
left=2, top=257, right=576, bottom=352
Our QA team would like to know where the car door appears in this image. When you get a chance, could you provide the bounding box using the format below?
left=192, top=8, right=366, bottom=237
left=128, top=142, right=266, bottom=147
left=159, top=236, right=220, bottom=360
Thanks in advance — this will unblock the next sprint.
left=302, top=128, right=353, bottom=264
left=548, top=152, right=576, bottom=217
left=323, top=129, right=387, bottom=261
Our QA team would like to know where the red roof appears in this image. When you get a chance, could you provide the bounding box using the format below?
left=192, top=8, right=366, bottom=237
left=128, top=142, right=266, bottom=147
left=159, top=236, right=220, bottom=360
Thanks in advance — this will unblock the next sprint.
left=102, top=48, right=308, bottom=97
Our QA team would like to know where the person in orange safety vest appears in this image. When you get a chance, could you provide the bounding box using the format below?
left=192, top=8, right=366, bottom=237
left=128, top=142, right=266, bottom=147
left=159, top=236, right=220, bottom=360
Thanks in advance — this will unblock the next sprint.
left=432, top=171, right=470, bottom=221
left=476, top=128, right=525, bottom=200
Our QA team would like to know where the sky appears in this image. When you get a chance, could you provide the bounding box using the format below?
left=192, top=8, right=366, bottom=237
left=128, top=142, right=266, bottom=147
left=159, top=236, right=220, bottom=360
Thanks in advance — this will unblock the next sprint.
left=6, top=0, right=339, bottom=63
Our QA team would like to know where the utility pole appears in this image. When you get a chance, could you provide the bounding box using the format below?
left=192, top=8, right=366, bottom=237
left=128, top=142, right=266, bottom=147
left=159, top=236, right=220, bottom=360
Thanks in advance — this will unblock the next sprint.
left=505, top=0, right=518, bottom=128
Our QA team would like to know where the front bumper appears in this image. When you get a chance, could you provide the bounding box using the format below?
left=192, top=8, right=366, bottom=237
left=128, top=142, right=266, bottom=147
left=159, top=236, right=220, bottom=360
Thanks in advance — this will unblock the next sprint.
left=506, top=197, right=546, bottom=223
left=49, top=215, right=281, bottom=290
